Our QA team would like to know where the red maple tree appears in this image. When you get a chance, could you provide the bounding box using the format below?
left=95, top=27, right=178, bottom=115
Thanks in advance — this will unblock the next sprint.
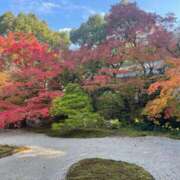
left=0, top=33, right=64, bottom=128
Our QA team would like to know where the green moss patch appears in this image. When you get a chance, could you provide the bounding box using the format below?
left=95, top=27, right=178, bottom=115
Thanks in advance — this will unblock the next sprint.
left=49, top=127, right=179, bottom=139
left=50, top=128, right=116, bottom=138
left=26, top=126, right=180, bottom=140
left=66, top=158, right=154, bottom=180
left=0, top=145, right=28, bottom=159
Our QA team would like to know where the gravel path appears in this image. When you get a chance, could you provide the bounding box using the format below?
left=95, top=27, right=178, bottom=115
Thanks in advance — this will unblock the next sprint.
left=0, top=130, right=179, bottom=180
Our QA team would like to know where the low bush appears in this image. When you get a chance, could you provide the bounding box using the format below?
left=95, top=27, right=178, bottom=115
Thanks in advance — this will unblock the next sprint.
left=52, top=112, right=105, bottom=131
left=95, top=91, right=125, bottom=120
left=108, top=119, right=122, bottom=129
left=94, top=85, right=144, bottom=122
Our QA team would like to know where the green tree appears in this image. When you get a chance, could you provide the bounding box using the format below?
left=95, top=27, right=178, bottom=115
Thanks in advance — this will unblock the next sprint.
left=70, top=14, right=107, bottom=47
left=96, top=91, right=125, bottom=120
left=0, top=12, right=15, bottom=35
left=51, top=83, right=93, bottom=117
left=174, top=27, right=180, bottom=57
left=51, top=83, right=105, bottom=131
left=0, top=12, right=70, bottom=49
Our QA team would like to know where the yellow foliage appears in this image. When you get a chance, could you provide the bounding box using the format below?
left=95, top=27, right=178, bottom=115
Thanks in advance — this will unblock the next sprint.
left=0, top=72, right=10, bottom=87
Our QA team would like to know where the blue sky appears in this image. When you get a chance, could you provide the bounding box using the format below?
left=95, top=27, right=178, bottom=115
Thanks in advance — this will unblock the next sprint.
left=0, top=0, right=180, bottom=31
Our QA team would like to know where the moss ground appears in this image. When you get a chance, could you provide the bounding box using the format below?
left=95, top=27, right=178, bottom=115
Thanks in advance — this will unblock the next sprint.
left=0, top=145, right=28, bottom=159
left=28, top=126, right=180, bottom=139
left=66, top=158, right=154, bottom=180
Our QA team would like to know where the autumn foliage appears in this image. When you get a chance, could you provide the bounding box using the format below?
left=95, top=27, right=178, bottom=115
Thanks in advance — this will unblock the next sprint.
left=144, top=58, right=180, bottom=121
left=0, top=33, right=64, bottom=128
left=0, top=2, right=179, bottom=130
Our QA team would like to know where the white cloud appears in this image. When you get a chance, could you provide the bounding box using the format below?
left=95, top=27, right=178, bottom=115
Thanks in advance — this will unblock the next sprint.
left=41, top=2, right=61, bottom=10
left=38, top=2, right=63, bottom=13
left=100, top=12, right=106, bottom=17
left=59, top=28, right=72, bottom=32
left=11, top=0, right=97, bottom=16
left=58, top=3, right=97, bottom=16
